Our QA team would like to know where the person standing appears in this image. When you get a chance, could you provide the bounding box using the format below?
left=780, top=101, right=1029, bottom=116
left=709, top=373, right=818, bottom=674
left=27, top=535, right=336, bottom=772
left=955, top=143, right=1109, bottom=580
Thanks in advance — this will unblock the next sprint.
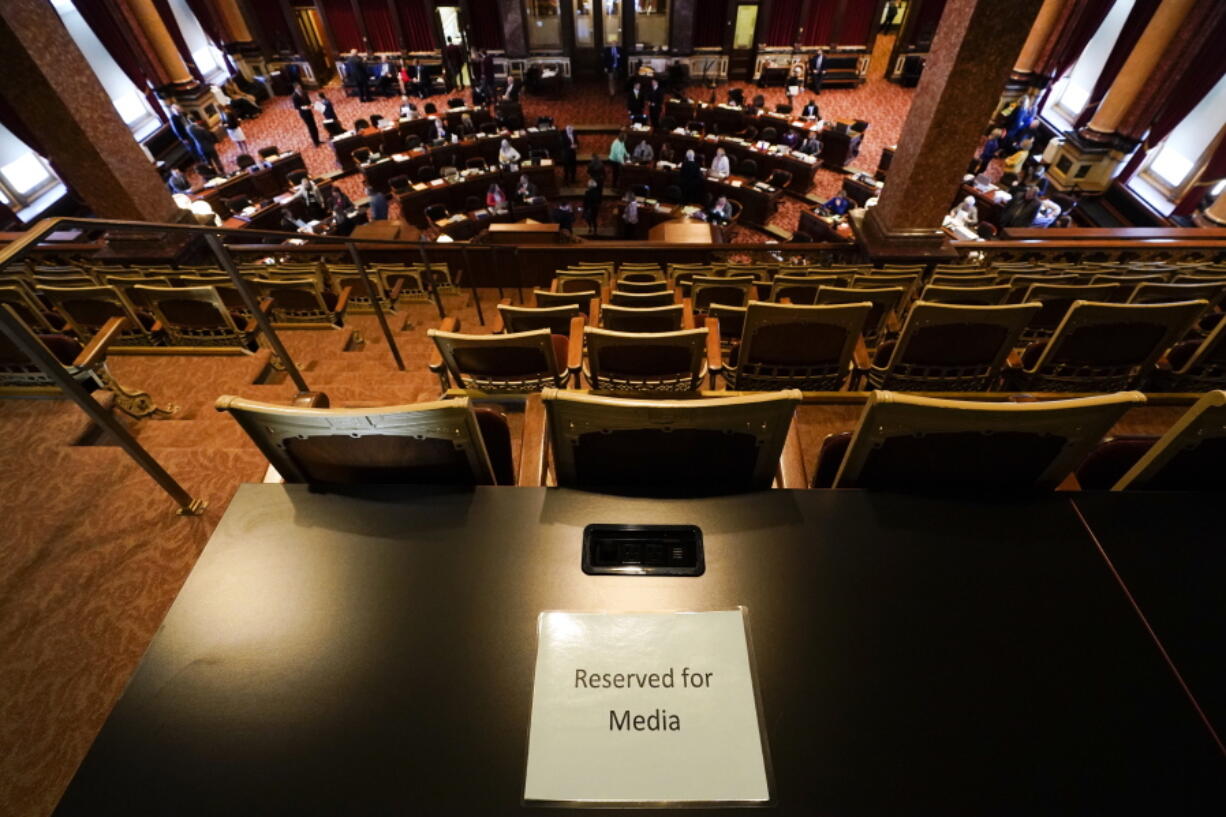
left=648, top=79, right=663, bottom=130
left=560, top=125, right=579, bottom=185
left=679, top=149, right=703, bottom=205
left=221, top=105, right=248, bottom=157
left=292, top=84, right=321, bottom=147
left=346, top=50, right=371, bottom=102
left=626, top=80, right=645, bottom=121
left=808, top=49, right=825, bottom=94
left=608, top=131, right=628, bottom=187
left=365, top=184, right=388, bottom=220
left=583, top=178, right=602, bottom=234
left=167, top=103, right=196, bottom=160
left=973, top=128, right=1003, bottom=176
left=316, top=91, right=343, bottom=136
left=603, top=45, right=621, bottom=98
left=167, top=167, right=191, bottom=194
left=621, top=192, right=640, bottom=239
left=481, top=51, right=496, bottom=99
left=444, top=38, right=466, bottom=90
left=188, top=113, right=223, bottom=175
left=588, top=155, right=606, bottom=192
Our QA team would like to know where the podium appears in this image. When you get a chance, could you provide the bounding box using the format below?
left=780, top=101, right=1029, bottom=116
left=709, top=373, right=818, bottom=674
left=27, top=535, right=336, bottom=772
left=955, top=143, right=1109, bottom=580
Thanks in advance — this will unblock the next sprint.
left=486, top=221, right=560, bottom=244
left=647, top=219, right=719, bottom=244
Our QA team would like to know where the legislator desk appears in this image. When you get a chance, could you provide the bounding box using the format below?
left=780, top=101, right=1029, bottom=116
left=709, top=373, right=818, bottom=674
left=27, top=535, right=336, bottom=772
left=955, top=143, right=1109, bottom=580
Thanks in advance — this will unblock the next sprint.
left=620, top=163, right=780, bottom=226
left=191, top=152, right=307, bottom=219
left=649, top=218, right=720, bottom=243
left=54, top=486, right=1225, bottom=815
left=220, top=178, right=337, bottom=235
left=361, top=128, right=560, bottom=194
left=330, top=106, right=510, bottom=171
left=798, top=209, right=852, bottom=242
left=394, top=163, right=557, bottom=229
left=439, top=203, right=551, bottom=241
left=486, top=221, right=560, bottom=244
left=1071, top=493, right=1226, bottom=738
left=629, top=128, right=819, bottom=193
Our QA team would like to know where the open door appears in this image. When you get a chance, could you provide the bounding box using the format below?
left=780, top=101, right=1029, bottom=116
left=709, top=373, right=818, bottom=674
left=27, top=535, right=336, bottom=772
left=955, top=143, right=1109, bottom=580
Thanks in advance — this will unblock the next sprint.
left=436, top=4, right=470, bottom=86
left=729, top=3, right=759, bottom=82
left=294, top=6, right=331, bottom=81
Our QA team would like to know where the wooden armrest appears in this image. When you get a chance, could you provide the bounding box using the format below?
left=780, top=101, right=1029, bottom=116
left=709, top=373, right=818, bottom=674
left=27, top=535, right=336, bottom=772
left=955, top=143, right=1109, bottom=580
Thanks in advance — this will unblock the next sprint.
left=258, top=297, right=274, bottom=316
left=852, top=335, right=871, bottom=372
left=682, top=298, right=694, bottom=329
left=388, top=278, right=405, bottom=301
left=428, top=316, right=459, bottom=372
left=73, top=316, right=128, bottom=368
left=776, top=418, right=807, bottom=489
left=567, top=315, right=585, bottom=374
left=333, top=285, right=352, bottom=315
left=704, top=317, right=723, bottom=374
left=673, top=288, right=684, bottom=304
left=589, top=299, right=601, bottom=328
left=550, top=278, right=561, bottom=292
left=1004, top=349, right=1023, bottom=370
left=779, top=297, right=793, bottom=305
left=517, top=393, right=547, bottom=487
left=884, top=310, right=901, bottom=334
left=1154, top=356, right=1172, bottom=372
left=492, top=297, right=512, bottom=333
left=292, top=391, right=330, bottom=408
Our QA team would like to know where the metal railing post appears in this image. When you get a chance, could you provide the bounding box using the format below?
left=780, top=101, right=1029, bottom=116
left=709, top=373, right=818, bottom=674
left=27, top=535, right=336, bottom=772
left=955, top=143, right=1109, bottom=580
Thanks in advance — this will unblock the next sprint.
left=0, top=305, right=205, bottom=515
left=462, top=245, right=485, bottom=325
left=417, top=237, right=447, bottom=320
left=203, top=233, right=311, bottom=394
left=346, top=241, right=405, bottom=371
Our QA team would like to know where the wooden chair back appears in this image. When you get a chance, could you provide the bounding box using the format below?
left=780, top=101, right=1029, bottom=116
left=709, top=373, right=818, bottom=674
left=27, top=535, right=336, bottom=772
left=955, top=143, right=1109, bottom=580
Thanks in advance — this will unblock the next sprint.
left=919, top=284, right=1012, bottom=305
left=1114, top=391, right=1226, bottom=490
left=583, top=326, right=709, bottom=393
left=428, top=327, right=568, bottom=392
left=533, top=289, right=598, bottom=316
left=814, top=285, right=905, bottom=341
left=599, top=304, right=686, bottom=333
left=496, top=303, right=581, bottom=335
left=1016, top=283, right=1120, bottom=339
left=0, top=284, right=60, bottom=332
left=134, top=285, right=254, bottom=347
left=1127, top=281, right=1226, bottom=308
left=255, top=278, right=343, bottom=324
left=39, top=285, right=159, bottom=345
left=726, top=301, right=871, bottom=390
left=769, top=274, right=847, bottom=305
left=554, top=269, right=608, bottom=294
left=609, top=289, right=676, bottom=308
left=690, top=275, right=755, bottom=311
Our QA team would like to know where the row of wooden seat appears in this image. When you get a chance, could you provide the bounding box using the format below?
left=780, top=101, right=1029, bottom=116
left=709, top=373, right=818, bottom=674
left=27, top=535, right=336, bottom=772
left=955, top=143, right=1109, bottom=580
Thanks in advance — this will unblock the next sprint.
left=429, top=295, right=1226, bottom=393
left=213, top=388, right=1226, bottom=494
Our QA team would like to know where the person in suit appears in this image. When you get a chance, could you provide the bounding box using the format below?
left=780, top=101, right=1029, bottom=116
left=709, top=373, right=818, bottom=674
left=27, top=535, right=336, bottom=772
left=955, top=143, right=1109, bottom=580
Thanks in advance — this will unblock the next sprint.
left=294, top=176, right=326, bottom=220
left=292, top=84, right=321, bottom=147
left=167, top=103, right=195, bottom=159
left=187, top=114, right=224, bottom=175
left=167, top=168, right=191, bottom=194
left=658, top=142, right=676, bottom=164
left=220, top=105, right=248, bottom=156
left=632, top=139, right=654, bottom=164
left=626, top=81, right=645, bottom=119
left=315, top=92, right=342, bottom=134
left=366, top=184, right=389, bottom=221
left=824, top=191, right=853, bottom=215
left=552, top=200, right=576, bottom=234
left=432, top=118, right=449, bottom=143
left=603, top=45, right=621, bottom=97
left=707, top=195, right=733, bottom=225
left=780, top=129, right=800, bottom=149
left=560, top=125, right=579, bottom=185
left=801, top=99, right=820, bottom=119
left=648, top=79, right=663, bottom=129
left=481, top=51, right=496, bottom=97
left=503, top=76, right=521, bottom=102
left=346, top=50, right=371, bottom=102
left=808, top=49, right=825, bottom=94
left=444, top=38, right=466, bottom=90
left=582, top=178, right=602, bottom=234
left=588, top=155, right=606, bottom=192
left=800, top=134, right=823, bottom=156
left=710, top=147, right=731, bottom=179
left=621, top=191, right=640, bottom=238
left=1001, top=185, right=1040, bottom=228
left=515, top=174, right=538, bottom=204
left=679, top=149, right=703, bottom=205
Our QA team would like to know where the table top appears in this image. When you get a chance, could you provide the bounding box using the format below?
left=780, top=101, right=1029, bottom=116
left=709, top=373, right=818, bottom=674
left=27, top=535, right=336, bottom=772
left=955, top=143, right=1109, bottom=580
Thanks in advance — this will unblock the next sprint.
left=1071, top=493, right=1226, bottom=741
left=55, top=486, right=1225, bottom=815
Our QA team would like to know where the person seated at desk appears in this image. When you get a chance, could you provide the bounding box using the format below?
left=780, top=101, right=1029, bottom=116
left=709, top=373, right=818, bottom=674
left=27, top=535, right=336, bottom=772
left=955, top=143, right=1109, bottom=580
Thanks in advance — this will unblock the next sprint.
left=329, top=187, right=354, bottom=216
left=708, top=195, right=733, bottom=225
left=167, top=168, right=191, bottom=194
left=498, top=139, right=521, bottom=168
left=1000, top=185, right=1040, bottom=228
left=1032, top=196, right=1063, bottom=228
left=400, top=97, right=419, bottom=120
left=432, top=119, right=449, bottom=143
left=658, top=142, right=677, bottom=164
left=801, top=99, right=820, bottom=120
left=780, top=129, right=800, bottom=149
left=710, top=147, right=731, bottom=179
left=621, top=191, right=640, bottom=238
left=458, top=113, right=476, bottom=136
left=632, top=139, right=654, bottom=164
left=366, top=184, right=388, bottom=221
left=503, top=76, right=521, bottom=102
left=552, top=201, right=576, bottom=234
left=294, top=176, right=327, bottom=220
left=800, top=133, right=823, bottom=155
left=948, top=195, right=978, bottom=228
left=824, top=191, right=853, bottom=215
left=786, top=68, right=803, bottom=102
left=280, top=209, right=310, bottom=232
left=486, top=182, right=508, bottom=212
left=515, top=174, right=538, bottom=204
left=403, top=59, right=425, bottom=98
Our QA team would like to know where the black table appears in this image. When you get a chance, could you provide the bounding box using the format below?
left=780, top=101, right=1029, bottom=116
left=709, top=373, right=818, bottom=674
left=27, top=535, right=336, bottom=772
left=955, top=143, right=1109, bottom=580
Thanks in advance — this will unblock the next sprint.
left=55, top=486, right=1225, bottom=815
left=1072, top=493, right=1226, bottom=741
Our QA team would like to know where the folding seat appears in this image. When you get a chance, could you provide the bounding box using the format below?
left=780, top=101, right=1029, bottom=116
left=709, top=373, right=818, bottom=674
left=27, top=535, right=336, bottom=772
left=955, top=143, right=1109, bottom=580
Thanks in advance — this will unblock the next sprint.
left=581, top=326, right=715, bottom=392
left=533, top=289, right=599, bottom=317
left=429, top=322, right=576, bottom=392
left=39, top=285, right=162, bottom=346
left=134, top=285, right=261, bottom=349
left=104, top=274, right=173, bottom=306
left=1089, top=273, right=1169, bottom=301
left=1007, top=300, right=1206, bottom=392
left=216, top=395, right=519, bottom=486
left=255, top=278, right=350, bottom=327
left=1127, top=280, right=1226, bottom=308
left=814, top=390, right=1144, bottom=491
left=1111, top=391, right=1226, bottom=490
left=329, top=266, right=401, bottom=312
left=0, top=284, right=68, bottom=333
left=553, top=269, right=607, bottom=295
left=613, top=279, right=669, bottom=293
left=866, top=301, right=1039, bottom=391
left=1013, top=282, right=1119, bottom=340
left=494, top=302, right=582, bottom=335
left=929, top=273, right=999, bottom=288
left=850, top=272, right=921, bottom=302
left=711, top=301, right=869, bottom=391
left=596, top=301, right=690, bottom=333
left=177, top=275, right=254, bottom=317
left=918, top=284, right=1011, bottom=305
left=373, top=265, right=430, bottom=302
left=690, top=275, right=755, bottom=312
left=814, top=285, right=906, bottom=345
left=769, top=274, right=848, bottom=304
left=608, top=289, right=676, bottom=308
left=616, top=263, right=665, bottom=284
left=720, top=264, right=772, bottom=281
left=1149, top=318, right=1226, bottom=391
left=538, top=388, right=804, bottom=495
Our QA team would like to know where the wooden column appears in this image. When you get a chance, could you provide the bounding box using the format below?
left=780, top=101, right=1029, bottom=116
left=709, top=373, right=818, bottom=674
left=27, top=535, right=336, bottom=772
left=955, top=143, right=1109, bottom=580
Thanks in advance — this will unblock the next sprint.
left=1011, top=0, right=1065, bottom=77
left=495, top=0, right=528, bottom=56
left=120, top=0, right=195, bottom=85
left=858, top=0, right=1045, bottom=259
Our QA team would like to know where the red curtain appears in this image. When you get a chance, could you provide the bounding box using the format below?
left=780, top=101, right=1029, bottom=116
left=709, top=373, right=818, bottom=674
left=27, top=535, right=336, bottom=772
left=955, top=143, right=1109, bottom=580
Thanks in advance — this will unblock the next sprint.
left=398, top=0, right=437, bottom=51
left=151, top=0, right=205, bottom=82
left=1175, top=136, right=1226, bottom=216
left=1033, top=0, right=1115, bottom=80
left=801, top=0, right=837, bottom=46
left=361, top=0, right=399, bottom=51
left=1074, top=0, right=1159, bottom=129
left=71, top=0, right=165, bottom=121
left=765, top=0, right=802, bottom=47
left=837, top=0, right=876, bottom=46
left=907, top=0, right=946, bottom=49
left=250, top=1, right=295, bottom=53
left=322, top=0, right=364, bottom=51
left=694, top=1, right=726, bottom=47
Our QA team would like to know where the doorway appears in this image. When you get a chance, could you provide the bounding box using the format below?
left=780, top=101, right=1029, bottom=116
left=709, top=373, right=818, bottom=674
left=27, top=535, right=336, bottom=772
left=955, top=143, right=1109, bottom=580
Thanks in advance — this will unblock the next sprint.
left=436, top=5, right=470, bottom=86
left=730, top=3, right=759, bottom=82
left=294, top=6, right=330, bottom=81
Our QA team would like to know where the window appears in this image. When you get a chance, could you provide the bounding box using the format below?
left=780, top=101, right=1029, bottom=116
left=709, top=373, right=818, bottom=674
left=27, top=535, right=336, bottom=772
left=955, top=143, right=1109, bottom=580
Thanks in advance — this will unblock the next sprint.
left=634, top=0, right=669, bottom=49
left=167, top=0, right=228, bottom=83
left=1048, top=0, right=1134, bottom=123
left=604, top=0, right=622, bottom=46
left=0, top=125, right=62, bottom=212
left=733, top=5, right=758, bottom=50
left=574, top=0, right=594, bottom=47
left=1135, top=72, right=1226, bottom=201
left=527, top=0, right=563, bottom=50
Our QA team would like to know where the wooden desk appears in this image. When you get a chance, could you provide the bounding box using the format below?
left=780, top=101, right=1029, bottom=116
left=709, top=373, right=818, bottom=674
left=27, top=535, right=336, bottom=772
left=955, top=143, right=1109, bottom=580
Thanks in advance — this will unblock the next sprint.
left=619, top=164, right=780, bottom=226
left=361, top=129, right=560, bottom=194
left=486, top=222, right=560, bottom=244
left=799, top=210, right=852, bottom=242
left=634, top=130, right=819, bottom=193
left=330, top=106, right=516, bottom=171
left=666, top=100, right=861, bottom=170
left=191, top=153, right=307, bottom=219
left=961, top=183, right=1008, bottom=229
left=649, top=219, right=719, bottom=243
left=54, top=486, right=1226, bottom=814
left=350, top=221, right=418, bottom=242
left=439, top=204, right=551, bottom=241
left=1004, top=227, right=1226, bottom=241
left=394, top=164, right=557, bottom=229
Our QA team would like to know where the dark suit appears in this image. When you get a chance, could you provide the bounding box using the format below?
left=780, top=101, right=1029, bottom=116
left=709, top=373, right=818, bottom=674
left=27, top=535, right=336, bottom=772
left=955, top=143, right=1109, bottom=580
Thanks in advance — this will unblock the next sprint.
left=648, top=85, right=663, bottom=129
left=801, top=102, right=820, bottom=119
left=627, top=85, right=644, bottom=116
left=560, top=130, right=579, bottom=184
left=346, top=55, right=370, bottom=101
left=368, top=190, right=389, bottom=220
left=188, top=122, right=222, bottom=174
left=679, top=158, right=704, bottom=205
left=292, top=90, right=320, bottom=146
left=808, top=54, right=825, bottom=93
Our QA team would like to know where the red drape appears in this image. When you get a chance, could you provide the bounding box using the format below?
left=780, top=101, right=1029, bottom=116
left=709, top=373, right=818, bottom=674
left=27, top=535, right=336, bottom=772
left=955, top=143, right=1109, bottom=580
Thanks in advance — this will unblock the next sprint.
left=1074, top=0, right=1159, bottom=129
left=694, top=1, right=726, bottom=47
left=801, top=0, right=837, bottom=46
left=322, top=0, right=364, bottom=51
left=466, top=0, right=503, bottom=50
left=1033, top=0, right=1115, bottom=80
left=151, top=0, right=205, bottom=83
left=398, top=0, right=437, bottom=51
left=765, top=0, right=802, bottom=47
left=837, top=0, right=876, bottom=46
left=1174, top=135, right=1226, bottom=216
left=71, top=0, right=166, bottom=121
left=907, top=0, right=947, bottom=49
left=361, top=0, right=399, bottom=51
left=250, top=1, right=295, bottom=53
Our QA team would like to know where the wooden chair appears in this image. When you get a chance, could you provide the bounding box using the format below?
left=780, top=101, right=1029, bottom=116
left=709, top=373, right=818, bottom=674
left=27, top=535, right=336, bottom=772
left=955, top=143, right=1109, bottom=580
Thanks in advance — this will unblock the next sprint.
left=866, top=302, right=1040, bottom=391
left=330, top=267, right=403, bottom=312
left=215, top=395, right=518, bottom=486
left=373, top=265, right=430, bottom=302
left=918, top=284, right=1012, bottom=305
left=850, top=272, right=920, bottom=301
left=1113, top=391, right=1226, bottom=490
left=1127, top=281, right=1226, bottom=308
left=1149, top=317, right=1226, bottom=391
left=814, top=285, right=905, bottom=345
left=1090, top=273, right=1169, bottom=301
left=494, top=301, right=582, bottom=334
left=718, top=301, right=871, bottom=391
left=553, top=269, right=608, bottom=295
left=597, top=303, right=689, bottom=333
left=707, top=302, right=746, bottom=348
left=255, top=278, right=350, bottom=327
left=608, top=289, right=677, bottom=308
left=616, top=264, right=666, bottom=284
left=539, top=388, right=804, bottom=495
left=1003, top=273, right=1085, bottom=300
left=428, top=318, right=578, bottom=392
left=39, top=285, right=163, bottom=346
left=582, top=326, right=715, bottom=393
left=1008, top=300, right=1206, bottom=392
left=0, top=284, right=67, bottom=333
left=1015, top=282, right=1120, bottom=340
left=929, top=273, right=999, bottom=287
left=769, top=274, right=847, bottom=305
left=690, top=275, right=755, bottom=311
left=667, top=264, right=714, bottom=292
left=821, top=391, right=1144, bottom=491
left=134, top=285, right=261, bottom=349
left=613, top=279, right=669, bottom=293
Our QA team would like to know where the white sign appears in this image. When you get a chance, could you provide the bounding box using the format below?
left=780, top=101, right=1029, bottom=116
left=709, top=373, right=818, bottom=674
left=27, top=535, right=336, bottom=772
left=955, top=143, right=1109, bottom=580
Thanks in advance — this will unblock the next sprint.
left=523, top=610, right=771, bottom=805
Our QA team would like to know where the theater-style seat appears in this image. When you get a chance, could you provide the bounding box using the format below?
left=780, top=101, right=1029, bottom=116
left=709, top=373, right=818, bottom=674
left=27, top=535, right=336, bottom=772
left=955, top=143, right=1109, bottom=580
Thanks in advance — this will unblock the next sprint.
left=597, top=303, right=689, bottom=333
left=690, top=275, right=755, bottom=312
left=769, top=274, right=847, bottom=305
left=1109, top=390, right=1226, bottom=490
left=815, top=285, right=905, bottom=344
left=608, top=289, right=677, bottom=308
left=718, top=301, right=871, bottom=390
left=820, top=390, right=1145, bottom=492
left=134, top=285, right=261, bottom=350
left=429, top=319, right=577, bottom=392
left=255, top=278, right=350, bottom=327
left=539, top=388, right=803, bottom=495
left=533, top=289, right=599, bottom=316
left=39, top=285, right=163, bottom=346
left=553, top=269, right=608, bottom=294
left=1151, top=318, right=1226, bottom=391
left=581, top=326, right=715, bottom=392
left=494, top=301, right=582, bottom=335
left=215, top=395, right=516, bottom=486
